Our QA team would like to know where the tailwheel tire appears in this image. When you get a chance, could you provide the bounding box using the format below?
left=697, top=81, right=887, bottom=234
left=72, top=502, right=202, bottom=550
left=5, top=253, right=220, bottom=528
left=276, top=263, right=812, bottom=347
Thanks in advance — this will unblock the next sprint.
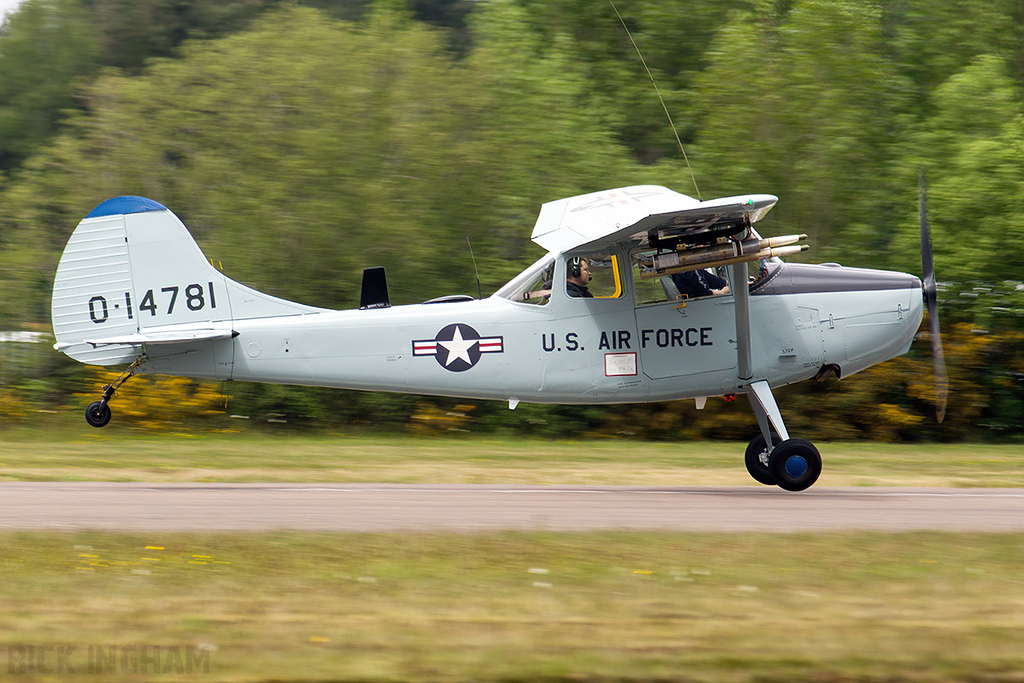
left=85, top=401, right=112, bottom=428
left=744, top=432, right=782, bottom=485
left=768, top=439, right=821, bottom=492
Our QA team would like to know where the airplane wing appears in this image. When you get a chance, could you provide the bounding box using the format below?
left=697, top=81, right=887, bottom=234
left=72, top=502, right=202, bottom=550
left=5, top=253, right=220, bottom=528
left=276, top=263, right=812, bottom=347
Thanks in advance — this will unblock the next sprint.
left=530, top=185, right=778, bottom=254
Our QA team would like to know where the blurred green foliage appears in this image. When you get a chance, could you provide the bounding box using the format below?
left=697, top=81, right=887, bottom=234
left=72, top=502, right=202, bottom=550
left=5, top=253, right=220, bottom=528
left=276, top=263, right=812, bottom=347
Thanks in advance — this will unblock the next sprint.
left=1, top=0, right=1022, bottom=440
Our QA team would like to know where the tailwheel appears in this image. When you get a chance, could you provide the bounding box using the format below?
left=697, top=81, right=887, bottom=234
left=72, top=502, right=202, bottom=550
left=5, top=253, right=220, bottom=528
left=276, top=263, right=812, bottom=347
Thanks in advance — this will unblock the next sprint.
left=744, top=431, right=782, bottom=485
left=83, top=357, right=143, bottom=428
left=768, top=439, right=822, bottom=492
left=85, top=401, right=112, bottom=428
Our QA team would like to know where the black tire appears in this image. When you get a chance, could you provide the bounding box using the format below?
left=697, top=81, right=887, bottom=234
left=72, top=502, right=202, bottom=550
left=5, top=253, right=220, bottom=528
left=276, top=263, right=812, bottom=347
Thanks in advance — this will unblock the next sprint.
left=744, top=432, right=782, bottom=485
left=768, top=439, right=822, bottom=492
left=85, top=401, right=112, bottom=428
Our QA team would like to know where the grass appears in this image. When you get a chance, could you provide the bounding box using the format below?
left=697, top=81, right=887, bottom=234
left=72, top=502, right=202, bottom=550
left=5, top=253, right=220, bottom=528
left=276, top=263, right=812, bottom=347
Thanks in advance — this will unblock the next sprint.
left=1, top=531, right=1023, bottom=682
left=0, top=422, right=1022, bottom=487
left=2, top=425, right=1023, bottom=681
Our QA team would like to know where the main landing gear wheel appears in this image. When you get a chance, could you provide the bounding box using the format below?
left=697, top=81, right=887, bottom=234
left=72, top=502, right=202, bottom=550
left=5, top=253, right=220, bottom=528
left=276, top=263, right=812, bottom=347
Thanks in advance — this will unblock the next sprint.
left=85, top=401, right=112, bottom=428
left=768, top=439, right=822, bottom=492
left=744, top=432, right=782, bottom=485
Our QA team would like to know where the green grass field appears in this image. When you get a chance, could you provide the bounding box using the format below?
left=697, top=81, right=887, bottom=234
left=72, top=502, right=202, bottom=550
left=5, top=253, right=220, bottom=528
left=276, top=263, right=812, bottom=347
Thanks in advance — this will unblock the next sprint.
left=1, top=424, right=1022, bottom=487
left=2, top=426, right=1023, bottom=682
left=2, top=532, right=1023, bottom=682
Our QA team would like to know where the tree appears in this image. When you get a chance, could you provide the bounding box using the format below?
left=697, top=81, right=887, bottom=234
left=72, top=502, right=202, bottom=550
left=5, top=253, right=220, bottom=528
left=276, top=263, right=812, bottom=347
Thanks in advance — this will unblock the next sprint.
left=890, top=55, right=1024, bottom=330
left=80, top=0, right=280, bottom=73
left=493, top=0, right=747, bottom=166
left=0, top=3, right=659, bottom=323
left=881, top=0, right=1022, bottom=110
left=691, top=0, right=911, bottom=262
left=0, top=0, right=100, bottom=171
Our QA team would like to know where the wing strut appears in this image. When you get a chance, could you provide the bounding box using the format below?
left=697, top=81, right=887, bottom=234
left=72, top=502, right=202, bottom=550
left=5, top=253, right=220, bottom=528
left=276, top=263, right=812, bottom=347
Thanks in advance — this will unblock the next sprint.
left=730, top=262, right=753, bottom=381
left=730, top=261, right=790, bottom=443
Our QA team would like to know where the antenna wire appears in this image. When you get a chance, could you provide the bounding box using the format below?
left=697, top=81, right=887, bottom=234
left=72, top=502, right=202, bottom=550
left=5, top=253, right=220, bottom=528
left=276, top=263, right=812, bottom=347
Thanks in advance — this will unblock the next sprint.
left=608, top=0, right=702, bottom=201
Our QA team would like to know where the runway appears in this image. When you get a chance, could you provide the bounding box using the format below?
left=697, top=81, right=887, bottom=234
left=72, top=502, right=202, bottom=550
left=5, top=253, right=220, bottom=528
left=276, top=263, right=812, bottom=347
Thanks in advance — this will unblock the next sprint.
left=2, top=483, right=1024, bottom=532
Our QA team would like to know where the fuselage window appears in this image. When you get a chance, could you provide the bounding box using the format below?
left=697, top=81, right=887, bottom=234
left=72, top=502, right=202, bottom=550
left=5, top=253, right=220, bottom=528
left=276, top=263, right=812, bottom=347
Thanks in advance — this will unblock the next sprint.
left=631, top=248, right=731, bottom=305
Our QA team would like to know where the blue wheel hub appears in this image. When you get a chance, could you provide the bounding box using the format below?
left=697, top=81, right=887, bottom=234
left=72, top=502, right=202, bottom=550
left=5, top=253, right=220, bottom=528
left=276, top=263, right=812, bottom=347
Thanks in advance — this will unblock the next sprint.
left=769, top=439, right=822, bottom=491
left=784, top=455, right=808, bottom=478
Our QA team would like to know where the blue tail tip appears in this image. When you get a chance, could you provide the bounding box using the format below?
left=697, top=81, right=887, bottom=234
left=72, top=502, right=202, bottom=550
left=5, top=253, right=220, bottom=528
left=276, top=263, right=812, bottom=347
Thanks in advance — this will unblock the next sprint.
left=86, top=196, right=168, bottom=219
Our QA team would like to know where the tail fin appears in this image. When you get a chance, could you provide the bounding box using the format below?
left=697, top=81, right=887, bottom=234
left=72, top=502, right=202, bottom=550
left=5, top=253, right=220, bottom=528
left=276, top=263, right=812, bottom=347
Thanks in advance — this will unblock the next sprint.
left=52, top=196, right=324, bottom=366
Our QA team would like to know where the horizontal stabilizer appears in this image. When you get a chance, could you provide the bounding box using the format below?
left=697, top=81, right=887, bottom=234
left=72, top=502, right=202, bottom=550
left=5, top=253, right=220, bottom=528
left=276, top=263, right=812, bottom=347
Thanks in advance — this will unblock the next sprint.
left=76, top=323, right=237, bottom=349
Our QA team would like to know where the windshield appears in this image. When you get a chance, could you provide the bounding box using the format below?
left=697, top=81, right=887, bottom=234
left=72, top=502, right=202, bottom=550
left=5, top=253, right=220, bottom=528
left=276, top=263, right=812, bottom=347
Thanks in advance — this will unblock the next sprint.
left=495, top=255, right=555, bottom=305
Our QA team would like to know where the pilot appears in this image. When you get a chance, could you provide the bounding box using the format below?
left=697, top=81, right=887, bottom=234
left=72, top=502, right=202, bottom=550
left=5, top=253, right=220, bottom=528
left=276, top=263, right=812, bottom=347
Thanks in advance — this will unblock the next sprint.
left=566, top=257, right=594, bottom=298
left=671, top=268, right=729, bottom=298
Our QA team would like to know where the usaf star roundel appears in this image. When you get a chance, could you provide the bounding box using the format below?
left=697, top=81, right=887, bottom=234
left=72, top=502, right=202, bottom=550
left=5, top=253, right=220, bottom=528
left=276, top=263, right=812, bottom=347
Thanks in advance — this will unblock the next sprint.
left=412, top=323, right=504, bottom=372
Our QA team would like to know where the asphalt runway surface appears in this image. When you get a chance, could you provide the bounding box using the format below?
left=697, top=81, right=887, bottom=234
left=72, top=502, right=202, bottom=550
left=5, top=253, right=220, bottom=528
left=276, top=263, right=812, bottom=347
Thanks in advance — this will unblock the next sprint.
left=2, top=483, right=1024, bottom=532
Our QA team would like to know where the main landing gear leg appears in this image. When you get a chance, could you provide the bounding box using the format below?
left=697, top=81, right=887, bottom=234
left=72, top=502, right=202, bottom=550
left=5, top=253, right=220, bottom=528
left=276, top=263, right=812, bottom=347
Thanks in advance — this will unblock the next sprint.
left=744, top=380, right=821, bottom=492
left=85, top=358, right=143, bottom=428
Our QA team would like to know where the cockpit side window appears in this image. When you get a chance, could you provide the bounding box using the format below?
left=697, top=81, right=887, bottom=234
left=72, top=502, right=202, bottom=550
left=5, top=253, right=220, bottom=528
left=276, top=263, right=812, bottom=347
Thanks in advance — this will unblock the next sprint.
left=569, top=252, right=621, bottom=299
left=497, top=252, right=622, bottom=304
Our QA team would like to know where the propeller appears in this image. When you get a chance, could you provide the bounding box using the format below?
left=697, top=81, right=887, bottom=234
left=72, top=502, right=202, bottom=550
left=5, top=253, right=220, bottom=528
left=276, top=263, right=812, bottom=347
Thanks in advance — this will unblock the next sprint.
left=919, top=167, right=948, bottom=423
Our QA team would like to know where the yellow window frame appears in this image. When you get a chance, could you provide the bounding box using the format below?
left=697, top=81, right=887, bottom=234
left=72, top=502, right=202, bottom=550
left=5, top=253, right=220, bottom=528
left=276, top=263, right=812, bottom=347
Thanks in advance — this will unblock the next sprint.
left=592, top=254, right=623, bottom=299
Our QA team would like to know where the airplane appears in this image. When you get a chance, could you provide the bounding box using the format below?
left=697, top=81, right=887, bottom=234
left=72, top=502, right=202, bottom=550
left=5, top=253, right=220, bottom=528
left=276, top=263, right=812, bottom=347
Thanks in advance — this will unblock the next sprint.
left=50, top=185, right=943, bottom=491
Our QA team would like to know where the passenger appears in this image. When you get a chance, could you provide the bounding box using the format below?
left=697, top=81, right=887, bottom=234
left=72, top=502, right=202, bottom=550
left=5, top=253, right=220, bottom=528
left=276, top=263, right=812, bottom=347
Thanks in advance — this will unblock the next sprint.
left=671, top=268, right=729, bottom=298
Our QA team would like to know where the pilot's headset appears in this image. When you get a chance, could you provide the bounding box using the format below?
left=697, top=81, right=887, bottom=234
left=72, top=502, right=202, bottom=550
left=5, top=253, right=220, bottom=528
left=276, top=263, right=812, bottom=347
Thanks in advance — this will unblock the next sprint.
left=568, top=256, right=583, bottom=279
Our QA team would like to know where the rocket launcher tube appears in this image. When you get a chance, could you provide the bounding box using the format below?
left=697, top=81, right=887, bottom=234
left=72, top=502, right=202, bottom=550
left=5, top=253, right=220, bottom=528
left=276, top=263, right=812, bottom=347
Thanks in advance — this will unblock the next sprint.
left=640, top=234, right=807, bottom=277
